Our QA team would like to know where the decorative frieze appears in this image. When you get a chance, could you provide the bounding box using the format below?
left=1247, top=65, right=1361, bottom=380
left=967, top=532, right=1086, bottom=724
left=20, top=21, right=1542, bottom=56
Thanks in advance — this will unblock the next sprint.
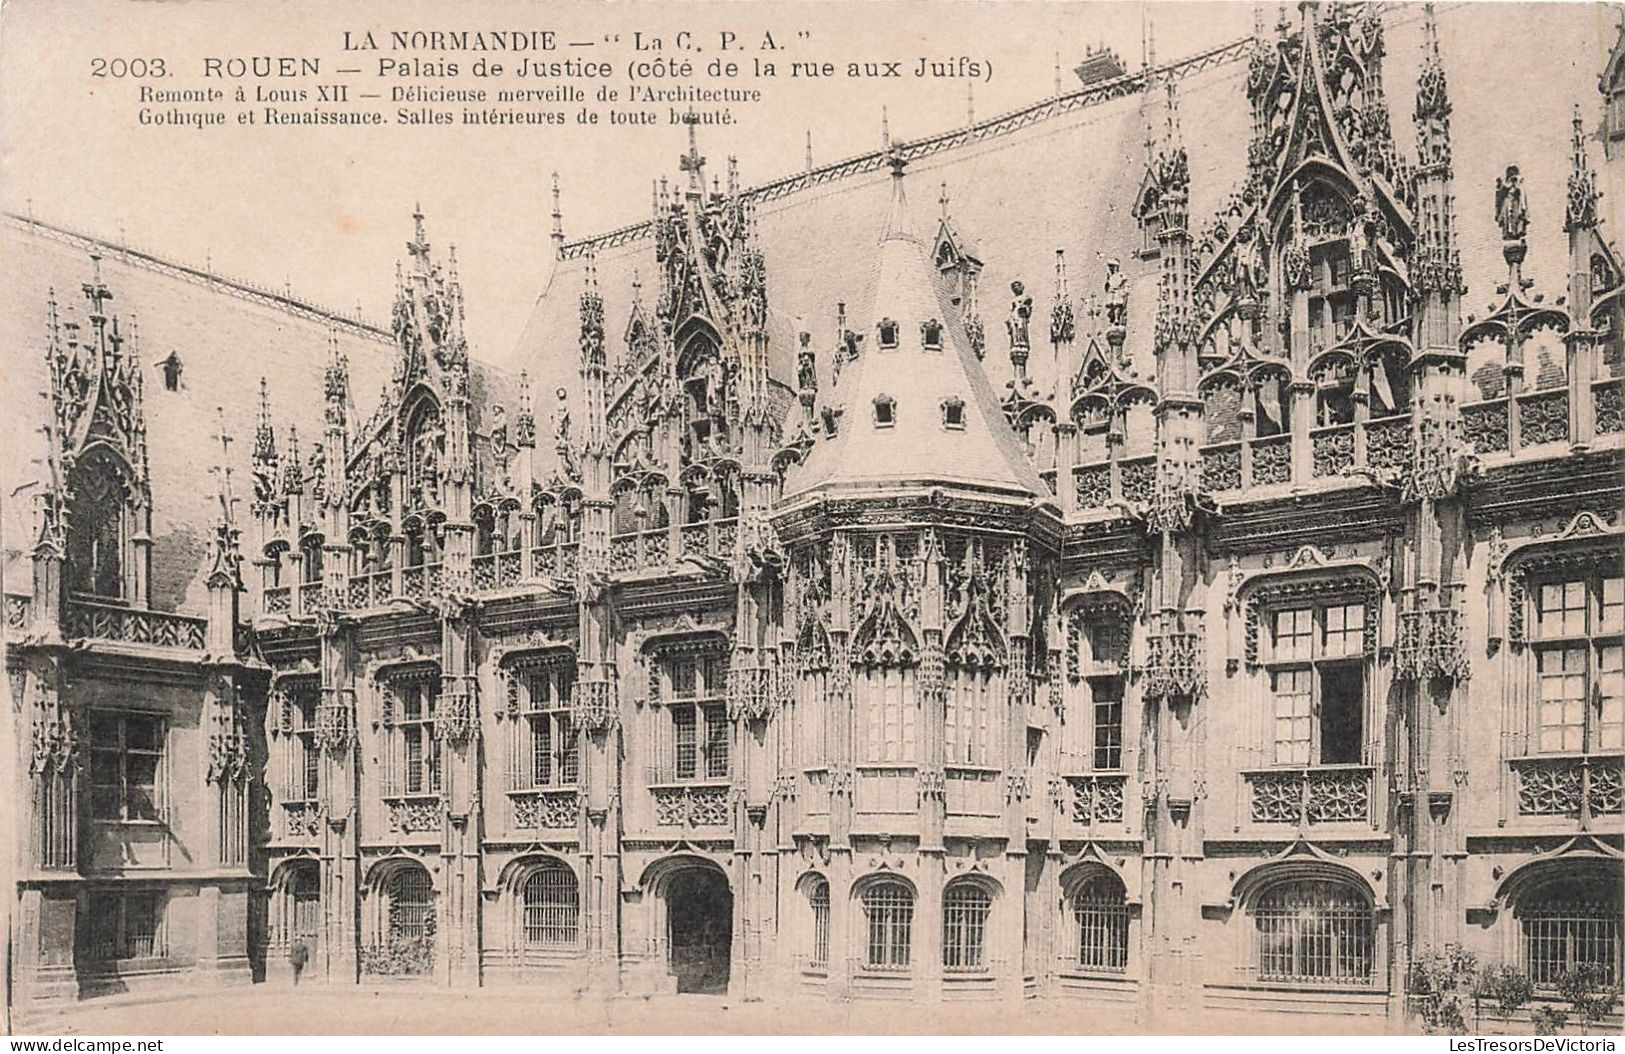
left=1067, top=774, right=1126, bottom=825
left=1245, top=767, right=1372, bottom=824
left=652, top=785, right=731, bottom=827
left=387, top=796, right=442, bottom=834
left=512, top=789, right=580, bottom=829
left=1511, top=755, right=1623, bottom=817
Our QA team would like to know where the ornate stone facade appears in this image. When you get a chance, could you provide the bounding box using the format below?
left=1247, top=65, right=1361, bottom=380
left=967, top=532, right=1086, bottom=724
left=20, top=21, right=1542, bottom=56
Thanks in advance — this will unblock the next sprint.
left=6, top=1, right=1623, bottom=1025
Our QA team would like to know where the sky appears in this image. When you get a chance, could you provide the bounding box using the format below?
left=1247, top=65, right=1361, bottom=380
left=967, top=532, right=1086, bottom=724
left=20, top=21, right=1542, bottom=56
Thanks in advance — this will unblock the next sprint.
left=0, top=0, right=1256, bottom=360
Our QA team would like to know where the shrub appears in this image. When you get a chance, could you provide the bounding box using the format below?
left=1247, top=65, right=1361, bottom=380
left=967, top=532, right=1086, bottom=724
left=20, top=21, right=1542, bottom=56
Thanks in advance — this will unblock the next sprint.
left=1555, top=965, right=1622, bottom=1035
left=1474, top=964, right=1534, bottom=1031
left=1529, top=1006, right=1568, bottom=1036
left=1409, top=944, right=1481, bottom=1034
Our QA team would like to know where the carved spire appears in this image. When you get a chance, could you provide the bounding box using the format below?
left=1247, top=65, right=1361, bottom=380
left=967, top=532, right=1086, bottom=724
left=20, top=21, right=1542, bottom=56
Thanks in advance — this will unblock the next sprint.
left=1050, top=248, right=1075, bottom=347
left=550, top=173, right=564, bottom=251
left=323, top=330, right=349, bottom=425
left=1414, top=2, right=1452, bottom=172
left=515, top=370, right=535, bottom=449
left=679, top=108, right=706, bottom=196
left=1566, top=103, right=1600, bottom=233
left=207, top=407, right=244, bottom=590
left=252, top=377, right=278, bottom=505
left=282, top=423, right=303, bottom=494
left=580, top=256, right=605, bottom=371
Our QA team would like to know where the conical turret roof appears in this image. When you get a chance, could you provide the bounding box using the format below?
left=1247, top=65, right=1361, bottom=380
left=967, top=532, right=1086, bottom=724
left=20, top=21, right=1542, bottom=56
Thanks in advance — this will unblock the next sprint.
left=782, top=156, right=1050, bottom=505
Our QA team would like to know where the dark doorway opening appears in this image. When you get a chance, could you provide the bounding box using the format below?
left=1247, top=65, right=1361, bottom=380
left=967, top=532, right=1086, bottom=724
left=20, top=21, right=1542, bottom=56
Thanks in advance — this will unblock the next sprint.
left=667, top=868, right=732, bottom=994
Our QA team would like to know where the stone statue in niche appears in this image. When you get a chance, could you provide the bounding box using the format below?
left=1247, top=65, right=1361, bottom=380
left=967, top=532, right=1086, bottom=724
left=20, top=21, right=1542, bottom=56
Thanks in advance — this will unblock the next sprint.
left=1495, top=164, right=1528, bottom=243
left=1103, top=260, right=1128, bottom=328
left=1006, top=280, right=1033, bottom=348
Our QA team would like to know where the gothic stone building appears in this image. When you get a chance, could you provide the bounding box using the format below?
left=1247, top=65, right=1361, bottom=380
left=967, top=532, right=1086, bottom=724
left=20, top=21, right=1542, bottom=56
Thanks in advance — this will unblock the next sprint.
left=6, top=2, right=1623, bottom=1025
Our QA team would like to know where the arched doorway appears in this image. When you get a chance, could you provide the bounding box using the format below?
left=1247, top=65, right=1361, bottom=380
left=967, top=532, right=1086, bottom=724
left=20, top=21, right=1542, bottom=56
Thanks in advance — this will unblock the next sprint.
left=666, top=867, right=732, bottom=994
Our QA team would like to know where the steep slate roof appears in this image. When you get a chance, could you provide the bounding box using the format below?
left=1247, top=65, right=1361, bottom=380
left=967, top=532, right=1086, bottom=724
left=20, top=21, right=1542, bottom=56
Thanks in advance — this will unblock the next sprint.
left=0, top=215, right=396, bottom=610
left=503, top=2, right=1621, bottom=487
left=782, top=157, right=1050, bottom=503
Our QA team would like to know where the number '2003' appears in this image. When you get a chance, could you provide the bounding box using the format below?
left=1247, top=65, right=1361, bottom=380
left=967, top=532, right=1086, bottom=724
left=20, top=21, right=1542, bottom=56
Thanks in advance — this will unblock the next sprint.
left=90, top=58, right=167, bottom=77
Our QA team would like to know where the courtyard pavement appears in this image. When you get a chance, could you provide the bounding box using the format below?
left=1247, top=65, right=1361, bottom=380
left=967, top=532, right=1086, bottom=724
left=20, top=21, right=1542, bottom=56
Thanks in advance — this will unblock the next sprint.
left=8, top=985, right=1393, bottom=1036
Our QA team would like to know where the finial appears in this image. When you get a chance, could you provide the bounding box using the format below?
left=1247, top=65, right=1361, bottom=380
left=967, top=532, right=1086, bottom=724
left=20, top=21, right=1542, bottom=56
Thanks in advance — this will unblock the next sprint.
left=1567, top=102, right=1600, bottom=233
left=805, top=129, right=814, bottom=172
left=966, top=81, right=975, bottom=128
left=939, top=181, right=950, bottom=221
left=680, top=108, right=706, bottom=191
left=550, top=173, right=564, bottom=245
left=881, top=106, right=891, bottom=150
left=1054, top=50, right=1063, bottom=96
left=1143, top=11, right=1157, bottom=80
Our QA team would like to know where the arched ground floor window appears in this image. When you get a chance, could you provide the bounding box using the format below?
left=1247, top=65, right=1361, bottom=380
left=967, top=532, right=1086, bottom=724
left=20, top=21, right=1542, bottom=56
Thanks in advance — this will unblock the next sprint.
left=1516, top=872, right=1622, bottom=988
left=522, top=863, right=580, bottom=949
left=942, top=880, right=992, bottom=970
left=362, top=862, right=435, bottom=977
left=1251, top=878, right=1373, bottom=986
left=1071, top=873, right=1130, bottom=973
left=860, top=879, right=914, bottom=970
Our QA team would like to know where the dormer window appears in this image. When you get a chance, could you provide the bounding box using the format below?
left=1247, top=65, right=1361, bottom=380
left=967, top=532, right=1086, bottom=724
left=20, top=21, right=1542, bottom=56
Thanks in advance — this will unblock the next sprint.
left=877, top=319, right=899, bottom=350
left=822, top=406, right=841, bottom=439
left=873, top=394, right=896, bottom=428
left=941, top=397, right=965, bottom=430
left=921, top=320, right=943, bottom=352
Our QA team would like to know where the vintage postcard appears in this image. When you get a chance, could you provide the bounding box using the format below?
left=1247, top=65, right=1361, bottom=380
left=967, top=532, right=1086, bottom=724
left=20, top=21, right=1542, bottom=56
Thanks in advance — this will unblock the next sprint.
left=1, top=0, right=1621, bottom=1039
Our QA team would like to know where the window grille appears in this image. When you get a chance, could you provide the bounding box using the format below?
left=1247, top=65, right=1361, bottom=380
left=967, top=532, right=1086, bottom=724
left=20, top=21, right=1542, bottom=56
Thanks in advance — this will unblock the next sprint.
left=84, top=890, right=165, bottom=961
left=1072, top=875, right=1130, bottom=972
left=809, top=880, right=830, bottom=967
left=387, top=867, right=434, bottom=942
left=1519, top=880, right=1621, bottom=987
left=862, top=881, right=914, bottom=969
left=942, top=883, right=991, bottom=969
left=1251, top=880, right=1372, bottom=986
left=522, top=865, right=580, bottom=948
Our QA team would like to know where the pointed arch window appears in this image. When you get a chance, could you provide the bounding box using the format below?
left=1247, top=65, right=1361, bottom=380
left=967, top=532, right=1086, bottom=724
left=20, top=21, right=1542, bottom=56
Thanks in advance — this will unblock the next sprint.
left=67, top=450, right=128, bottom=601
